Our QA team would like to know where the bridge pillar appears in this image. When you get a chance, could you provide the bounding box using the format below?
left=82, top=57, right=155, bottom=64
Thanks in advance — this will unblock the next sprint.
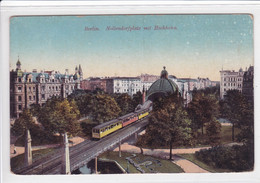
left=119, top=140, right=121, bottom=158
left=61, top=132, right=71, bottom=174
left=95, top=156, right=98, bottom=174
left=24, top=129, right=32, bottom=166
left=135, top=132, right=138, bottom=141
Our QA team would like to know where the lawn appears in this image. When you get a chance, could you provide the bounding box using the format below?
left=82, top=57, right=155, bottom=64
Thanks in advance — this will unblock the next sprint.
left=178, top=154, right=233, bottom=173
left=11, top=147, right=59, bottom=171
left=99, top=151, right=184, bottom=173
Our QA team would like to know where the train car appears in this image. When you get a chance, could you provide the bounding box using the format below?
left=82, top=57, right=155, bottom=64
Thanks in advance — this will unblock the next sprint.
left=92, top=101, right=153, bottom=139
left=136, top=108, right=149, bottom=120
left=118, top=112, right=139, bottom=127
left=92, top=119, right=123, bottom=139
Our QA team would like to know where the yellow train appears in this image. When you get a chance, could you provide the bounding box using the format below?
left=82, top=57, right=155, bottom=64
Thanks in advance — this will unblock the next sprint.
left=92, top=102, right=152, bottom=139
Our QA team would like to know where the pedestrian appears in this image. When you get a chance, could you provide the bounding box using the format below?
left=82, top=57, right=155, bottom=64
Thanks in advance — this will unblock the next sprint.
left=14, top=146, right=16, bottom=154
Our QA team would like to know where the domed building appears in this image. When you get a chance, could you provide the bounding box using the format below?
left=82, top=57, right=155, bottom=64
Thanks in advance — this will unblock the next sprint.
left=146, top=66, right=181, bottom=101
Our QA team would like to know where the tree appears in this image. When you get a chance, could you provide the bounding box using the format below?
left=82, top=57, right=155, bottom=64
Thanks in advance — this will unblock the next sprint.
left=91, top=94, right=121, bottom=123
left=38, top=98, right=81, bottom=137
left=11, top=109, right=36, bottom=136
left=144, top=94, right=192, bottom=160
left=114, top=93, right=134, bottom=116
left=206, top=119, right=221, bottom=146
left=29, top=103, right=41, bottom=117
left=132, top=91, right=143, bottom=109
left=68, top=91, right=93, bottom=117
left=223, top=90, right=249, bottom=142
left=11, top=109, right=46, bottom=146
left=188, top=93, right=219, bottom=135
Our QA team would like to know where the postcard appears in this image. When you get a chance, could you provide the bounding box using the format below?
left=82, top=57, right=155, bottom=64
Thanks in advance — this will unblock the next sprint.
left=8, top=14, right=254, bottom=177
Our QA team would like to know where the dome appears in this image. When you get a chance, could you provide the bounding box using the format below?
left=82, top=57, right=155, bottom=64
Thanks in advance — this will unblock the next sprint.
left=146, top=67, right=180, bottom=101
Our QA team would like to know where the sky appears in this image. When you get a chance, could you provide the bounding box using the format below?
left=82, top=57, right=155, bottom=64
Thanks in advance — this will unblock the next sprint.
left=10, top=14, right=254, bottom=81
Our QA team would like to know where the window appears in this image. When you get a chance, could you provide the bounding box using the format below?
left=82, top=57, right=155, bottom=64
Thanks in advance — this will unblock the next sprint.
left=18, top=78, right=22, bottom=82
left=42, top=86, right=45, bottom=91
left=56, top=86, right=58, bottom=91
left=18, top=86, right=22, bottom=92
left=52, top=79, right=54, bottom=83
left=29, top=87, right=31, bottom=91
left=29, top=96, right=32, bottom=100
left=18, top=96, right=22, bottom=101
left=18, top=105, right=22, bottom=110
left=33, top=96, right=36, bottom=100
left=42, top=94, right=45, bottom=100
left=224, top=78, right=226, bottom=81
left=224, top=83, right=226, bottom=86
left=33, top=87, right=35, bottom=91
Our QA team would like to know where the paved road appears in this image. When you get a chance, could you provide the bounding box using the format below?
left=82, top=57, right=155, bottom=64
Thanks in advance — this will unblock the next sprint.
left=173, top=156, right=209, bottom=173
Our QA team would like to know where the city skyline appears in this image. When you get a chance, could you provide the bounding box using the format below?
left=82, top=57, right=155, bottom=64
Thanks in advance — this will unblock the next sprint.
left=10, top=15, right=254, bottom=81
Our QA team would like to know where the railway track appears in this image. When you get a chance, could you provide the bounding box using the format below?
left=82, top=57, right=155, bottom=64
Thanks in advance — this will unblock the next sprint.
left=14, top=118, right=149, bottom=175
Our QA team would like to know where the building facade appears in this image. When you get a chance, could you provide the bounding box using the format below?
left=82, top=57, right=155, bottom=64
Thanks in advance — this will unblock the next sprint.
left=242, top=66, right=254, bottom=105
left=168, top=75, right=218, bottom=106
left=10, top=59, right=82, bottom=118
left=139, top=74, right=160, bottom=91
left=219, top=68, right=245, bottom=99
left=80, top=78, right=107, bottom=92
left=112, top=77, right=142, bottom=96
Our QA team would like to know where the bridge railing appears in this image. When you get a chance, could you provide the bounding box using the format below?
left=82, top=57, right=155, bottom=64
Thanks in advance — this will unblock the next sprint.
left=71, top=120, right=148, bottom=171
left=13, top=145, right=63, bottom=174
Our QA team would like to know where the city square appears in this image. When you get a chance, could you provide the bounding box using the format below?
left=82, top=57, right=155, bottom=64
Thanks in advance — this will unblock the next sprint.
left=9, top=14, right=254, bottom=175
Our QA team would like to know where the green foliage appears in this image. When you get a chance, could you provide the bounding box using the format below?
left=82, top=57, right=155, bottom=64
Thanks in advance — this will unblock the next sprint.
left=140, top=94, right=192, bottom=158
left=11, top=107, right=64, bottom=146
left=188, top=92, right=219, bottom=134
left=11, top=109, right=38, bottom=136
left=91, top=94, right=121, bottom=123
left=113, top=93, right=134, bottom=116
left=38, top=98, right=81, bottom=136
left=68, top=91, right=93, bottom=117
left=132, top=91, right=143, bottom=109
left=80, top=120, right=98, bottom=137
left=29, top=103, right=41, bottom=117
left=195, top=145, right=254, bottom=172
left=224, top=90, right=248, bottom=125
left=205, top=120, right=221, bottom=146
left=222, top=90, right=253, bottom=142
